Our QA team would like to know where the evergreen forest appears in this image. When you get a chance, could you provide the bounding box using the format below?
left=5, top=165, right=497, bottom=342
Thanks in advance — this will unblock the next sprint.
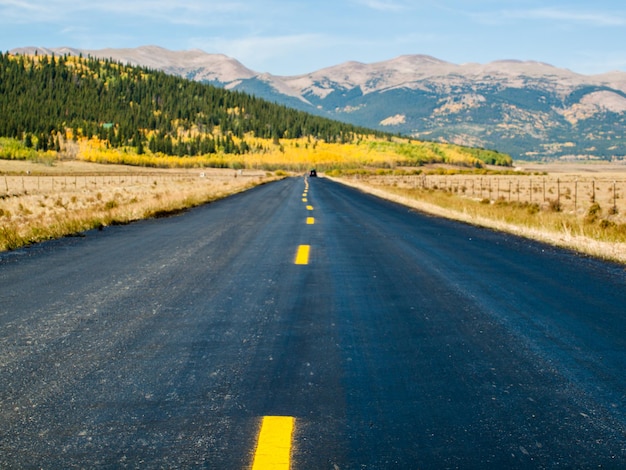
left=0, top=52, right=386, bottom=157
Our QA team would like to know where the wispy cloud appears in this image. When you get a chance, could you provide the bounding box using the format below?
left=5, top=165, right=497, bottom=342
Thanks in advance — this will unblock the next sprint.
left=472, top=7, right=626, bottom=27
left=0, top=0, right=38, bottom=8
left=351, top=0, right=407, bottom=12
left=0, top=0, right=52, bottom=21
left=78, top=0, right=244, bottom=18
left=1, top=0, right=245, bottom=23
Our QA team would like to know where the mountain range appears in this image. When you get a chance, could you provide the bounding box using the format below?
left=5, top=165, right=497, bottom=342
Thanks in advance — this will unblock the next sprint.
left=11, top=45, right=626, bottom=161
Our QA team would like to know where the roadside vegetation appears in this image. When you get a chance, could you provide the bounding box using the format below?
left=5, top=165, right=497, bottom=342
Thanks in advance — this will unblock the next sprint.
left=0, top=161, right=279, bottom=251
left=332, top=170, right=626, bottom=263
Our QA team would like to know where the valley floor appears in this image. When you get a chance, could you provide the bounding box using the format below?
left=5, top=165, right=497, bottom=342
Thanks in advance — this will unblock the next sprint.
left=2, top=159, right=626, bottom=264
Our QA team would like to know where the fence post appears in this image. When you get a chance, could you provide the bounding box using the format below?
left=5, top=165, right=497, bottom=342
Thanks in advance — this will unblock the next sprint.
left=574, top=179, right=578, bottom=213
left=614, top=181, right=617, bottom=214
left=529, top=178, right=533, bottom=203
left=592, top=180, right=595, bottom=203
left=557, top=178, right=560, bottom=208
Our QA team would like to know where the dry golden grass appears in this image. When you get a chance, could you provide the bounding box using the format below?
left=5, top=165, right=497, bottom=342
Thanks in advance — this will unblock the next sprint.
left=332, top=162, right=626, bottom=264
left=358, top=172, right=626, bottom=224
left=0, top=159, right=280, bottom=251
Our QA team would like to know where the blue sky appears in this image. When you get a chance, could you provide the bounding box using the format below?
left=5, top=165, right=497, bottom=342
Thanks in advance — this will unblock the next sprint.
left=1, top=0, right=625, bottom=76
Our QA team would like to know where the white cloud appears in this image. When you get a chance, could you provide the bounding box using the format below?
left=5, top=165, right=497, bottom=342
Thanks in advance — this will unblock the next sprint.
left=472, top=7, right=626, bottom=27
left=1, top=0, right=245, bottom=23
left=510, top=8, right=626, bottom=26
left=0, top=0, right=52, bottom=21
left=350, top=0, right=407, bottom=12
left=0, top=0, right=37, bottom=8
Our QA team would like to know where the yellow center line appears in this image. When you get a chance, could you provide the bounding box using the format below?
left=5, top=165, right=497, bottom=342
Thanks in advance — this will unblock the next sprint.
left=302, top=198, right=308, bottom=202
left=252, top=416, right=295, bottom=470
left=306, top=205, right=314, bottom=211
left=294, top=245, right=310, bottom=265
left=306, top=217, right=315, bottom=225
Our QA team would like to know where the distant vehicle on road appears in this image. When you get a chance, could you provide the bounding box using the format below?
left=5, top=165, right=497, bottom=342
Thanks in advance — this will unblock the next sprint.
left=309, top=169, right=317, bottom=177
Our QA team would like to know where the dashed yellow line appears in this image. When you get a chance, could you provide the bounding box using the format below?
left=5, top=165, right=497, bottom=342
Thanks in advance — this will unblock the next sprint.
left=294, top=245, right=310, bottom=265
left=302, top=198, right=308, bottom=202
left=306, top=217, right=315, bottom=225
left=306, top=205, right=314, bottom=211
left=252, top=416, right=295, bottom=470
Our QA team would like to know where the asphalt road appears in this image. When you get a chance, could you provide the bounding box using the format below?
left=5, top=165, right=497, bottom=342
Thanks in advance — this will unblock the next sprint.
left=1, top=176, right=626, bottom=468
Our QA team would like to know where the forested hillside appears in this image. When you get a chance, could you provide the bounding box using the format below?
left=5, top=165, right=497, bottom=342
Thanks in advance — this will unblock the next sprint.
left=0, top=51, right=512, bottom=169
left=0, top=52, right=383, bottom=157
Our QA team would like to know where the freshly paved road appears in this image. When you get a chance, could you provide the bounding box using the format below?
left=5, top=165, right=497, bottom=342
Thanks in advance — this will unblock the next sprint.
left=1, top=176, right=626, bottom=468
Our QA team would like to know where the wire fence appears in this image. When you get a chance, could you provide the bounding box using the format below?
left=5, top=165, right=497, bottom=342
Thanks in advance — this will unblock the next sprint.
left=362, top=174, right=626, bottom=218
left=0, top=171, right=256, bottom=198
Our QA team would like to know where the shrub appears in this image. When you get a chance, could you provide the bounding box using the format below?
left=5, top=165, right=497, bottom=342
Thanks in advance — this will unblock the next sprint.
left=548, top=199, right=562, bottom=212
left=104, top=200, right=119, bottom=210
left=0, top=226, right=25, bottom=250
left=526, top=203, right=540, bottom=215
left=600, top=219, right=615, bottom=229
left=585, top=202, right=602, bottom=224
left=18, top=203, right=32, bottom=215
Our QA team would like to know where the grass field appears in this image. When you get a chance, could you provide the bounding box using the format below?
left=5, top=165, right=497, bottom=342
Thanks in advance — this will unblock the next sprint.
left=0, top=159, right=280, bottom=251
left=333, top=162, right=626, bottom=264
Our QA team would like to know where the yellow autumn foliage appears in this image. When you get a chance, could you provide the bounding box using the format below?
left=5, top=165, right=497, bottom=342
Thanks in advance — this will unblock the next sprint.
left=68, top=133, right=502, bottom=171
